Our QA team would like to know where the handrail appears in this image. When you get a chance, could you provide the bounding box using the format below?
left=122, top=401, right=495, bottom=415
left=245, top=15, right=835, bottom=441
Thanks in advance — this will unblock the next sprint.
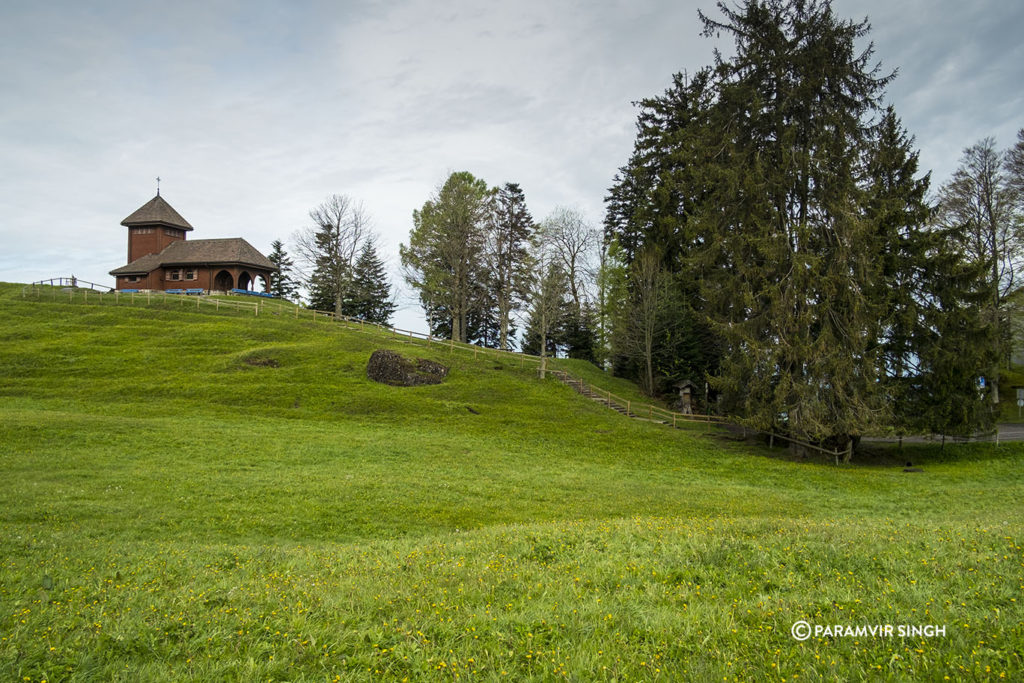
left=26, top=277, right=112, bottom=292
left=549, top=370, right=727, bottom=427
left=549, top=369, right=848, bottom=458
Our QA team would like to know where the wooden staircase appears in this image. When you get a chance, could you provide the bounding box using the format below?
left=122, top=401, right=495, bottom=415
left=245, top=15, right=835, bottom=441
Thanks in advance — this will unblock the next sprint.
left=548, top=370, right=709, bottom=426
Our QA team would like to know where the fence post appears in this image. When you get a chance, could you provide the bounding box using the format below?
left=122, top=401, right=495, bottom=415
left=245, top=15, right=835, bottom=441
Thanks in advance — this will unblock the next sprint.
left=626, top=400, right=630, bottom=416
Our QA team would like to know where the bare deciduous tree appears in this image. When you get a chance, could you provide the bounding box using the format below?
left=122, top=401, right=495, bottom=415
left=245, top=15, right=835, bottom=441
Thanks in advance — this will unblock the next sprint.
left=623, top=248, right=671, bottom=395
left=936, top=137, right=1023, bottom=403
left=544, top=206, right=598, bottom=312
left=292, top=194, right=370, bottom=314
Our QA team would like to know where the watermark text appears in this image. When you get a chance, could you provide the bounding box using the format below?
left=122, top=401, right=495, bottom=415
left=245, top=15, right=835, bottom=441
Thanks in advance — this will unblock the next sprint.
left=791, top=621, right=946, bottom=641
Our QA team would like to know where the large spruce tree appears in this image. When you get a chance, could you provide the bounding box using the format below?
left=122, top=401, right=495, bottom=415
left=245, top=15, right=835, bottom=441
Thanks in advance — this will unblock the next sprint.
left=488, top=183, right=535, bottom=350
left=267, top=239, right=299, bottom=301
left=863, top=108, right=933, bottom=435
left=604, top=69, right=721, bottom=393
left=604, top=0, right=989, bottom=454
left=696, top=0, right=910, bottom=453
left=348, top=238, right=396, bottom=325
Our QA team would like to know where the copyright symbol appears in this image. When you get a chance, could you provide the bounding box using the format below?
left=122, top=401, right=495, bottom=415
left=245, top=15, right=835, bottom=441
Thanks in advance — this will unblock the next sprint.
left=791, top=620, right=811, bottom=641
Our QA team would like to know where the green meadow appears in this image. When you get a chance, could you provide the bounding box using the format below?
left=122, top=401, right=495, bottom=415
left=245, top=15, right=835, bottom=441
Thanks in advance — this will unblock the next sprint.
left=0, top=282, right=1021, bottom=681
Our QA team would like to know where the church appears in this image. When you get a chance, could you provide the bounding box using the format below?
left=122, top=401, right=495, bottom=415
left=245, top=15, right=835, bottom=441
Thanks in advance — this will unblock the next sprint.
left=110, top=193, right=278, bottom=293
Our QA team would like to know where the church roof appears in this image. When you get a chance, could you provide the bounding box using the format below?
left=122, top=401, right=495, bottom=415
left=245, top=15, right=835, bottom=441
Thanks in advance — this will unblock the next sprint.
left=120, top=194, right=194, bottom=231
left=110, top=238, right=278, bottom=275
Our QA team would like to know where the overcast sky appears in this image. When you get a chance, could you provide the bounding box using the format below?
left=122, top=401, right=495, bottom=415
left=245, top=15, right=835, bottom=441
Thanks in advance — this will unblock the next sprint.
left=1, top=0, right=1021, bottom=333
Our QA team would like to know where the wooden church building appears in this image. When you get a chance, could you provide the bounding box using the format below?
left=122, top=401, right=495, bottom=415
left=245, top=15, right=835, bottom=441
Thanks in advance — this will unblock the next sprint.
left=110, top=193, right=277, bottom=293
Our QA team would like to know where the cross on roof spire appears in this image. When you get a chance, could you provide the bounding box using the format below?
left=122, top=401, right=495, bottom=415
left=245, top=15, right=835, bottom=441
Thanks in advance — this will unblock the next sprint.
left=156, top=176, right=161, bottom=196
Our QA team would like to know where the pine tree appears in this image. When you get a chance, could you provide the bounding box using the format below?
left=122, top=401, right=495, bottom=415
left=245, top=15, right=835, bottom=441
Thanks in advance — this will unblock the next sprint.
left=1007, top=128, right=1024, bottom=199
left=348, top=238, right=396, bottom=325
left=604, top=69, right=721, bottom=392
left=913, top=230, right=998, bottom=439
left=604, top=69, right=715, bottom=268
left=691, top=0, right=897, bottom=452
left=307, top=225, right=347, bottom=312
left=863, top=107, right=932, bottom=434
left=488, top=183, right=535, bottom=350
left=267, top=239, right=299, bottom=301
left=561, top=304, right=598, bottom=362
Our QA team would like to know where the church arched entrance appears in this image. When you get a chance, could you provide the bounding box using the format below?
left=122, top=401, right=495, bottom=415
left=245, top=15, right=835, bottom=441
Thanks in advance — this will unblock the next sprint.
left=214, top=270, right=233, bottom=291
left=237, top=271, right=252, bottom=290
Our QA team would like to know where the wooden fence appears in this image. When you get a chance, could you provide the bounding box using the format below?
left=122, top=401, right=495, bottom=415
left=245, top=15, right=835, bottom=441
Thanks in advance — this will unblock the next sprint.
left=19, top=281, right=851, bottom=460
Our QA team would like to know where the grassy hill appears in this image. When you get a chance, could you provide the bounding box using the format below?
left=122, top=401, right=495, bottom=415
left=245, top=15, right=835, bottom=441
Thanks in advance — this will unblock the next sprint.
left=1, top=282, right=1022, bottom=681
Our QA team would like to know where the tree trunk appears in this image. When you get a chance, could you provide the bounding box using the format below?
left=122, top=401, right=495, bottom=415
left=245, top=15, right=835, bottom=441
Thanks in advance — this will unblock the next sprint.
left=644, top=329, right=654, bottom=396
left=842, top=438, right=853, bottom=464
left=498, top=301, right=509, bottom=351
left=540, top=328, right=548, bottom=380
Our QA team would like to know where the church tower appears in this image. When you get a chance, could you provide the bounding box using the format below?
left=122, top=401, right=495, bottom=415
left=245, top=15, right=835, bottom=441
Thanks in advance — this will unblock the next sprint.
left=120, top=193, right=193, bottom=263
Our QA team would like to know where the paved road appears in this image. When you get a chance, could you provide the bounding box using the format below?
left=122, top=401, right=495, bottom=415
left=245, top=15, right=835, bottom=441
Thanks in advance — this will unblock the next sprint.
left=865, top=423, right=1024, bottom=444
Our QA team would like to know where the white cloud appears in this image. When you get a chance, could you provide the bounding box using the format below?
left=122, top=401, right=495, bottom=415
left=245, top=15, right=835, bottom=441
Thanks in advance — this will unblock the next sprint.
left=1, top=0, right=1022, bottom=333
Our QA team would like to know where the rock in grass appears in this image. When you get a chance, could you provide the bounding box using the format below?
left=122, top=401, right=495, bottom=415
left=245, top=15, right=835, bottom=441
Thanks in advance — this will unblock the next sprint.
left=366, top=350, right=448, bottom=387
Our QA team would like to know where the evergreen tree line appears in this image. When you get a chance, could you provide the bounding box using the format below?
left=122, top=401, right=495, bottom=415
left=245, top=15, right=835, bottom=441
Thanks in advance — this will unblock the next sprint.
left=399, top=173, right=604, bottom=362
left=602, top=0, right=1024, bottom=453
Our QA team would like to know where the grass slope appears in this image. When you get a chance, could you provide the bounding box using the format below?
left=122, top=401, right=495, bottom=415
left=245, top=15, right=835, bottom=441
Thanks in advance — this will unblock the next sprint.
left=1, top=283, right=1022, bottom=681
